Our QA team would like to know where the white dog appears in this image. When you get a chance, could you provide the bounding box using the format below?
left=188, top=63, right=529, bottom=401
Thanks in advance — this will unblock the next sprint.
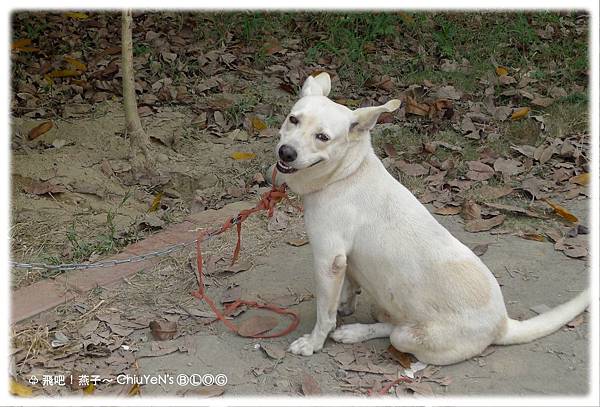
left=274, top=72, right=589, bottom=365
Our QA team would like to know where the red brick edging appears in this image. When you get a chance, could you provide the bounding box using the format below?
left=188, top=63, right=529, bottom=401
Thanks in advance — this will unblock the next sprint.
left=11, top=201, right=255, bottom=323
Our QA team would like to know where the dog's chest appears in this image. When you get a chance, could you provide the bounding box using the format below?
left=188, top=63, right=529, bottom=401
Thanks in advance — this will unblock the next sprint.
left=302, top=194, right=361, bottom=242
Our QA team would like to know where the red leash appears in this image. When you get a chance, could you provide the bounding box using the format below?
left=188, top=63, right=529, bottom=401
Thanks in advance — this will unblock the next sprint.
left=369, top=375, right=413, bottom=396
left=191, top=167, right=300, bottom=338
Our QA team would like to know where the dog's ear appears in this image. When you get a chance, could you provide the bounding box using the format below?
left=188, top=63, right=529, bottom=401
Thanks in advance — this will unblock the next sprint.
left=349, top=99, right=401, bottom=135
left=300, top=72, right=331, bottom=97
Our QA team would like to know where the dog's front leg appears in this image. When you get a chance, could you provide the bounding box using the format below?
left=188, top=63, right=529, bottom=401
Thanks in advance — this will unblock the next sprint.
left=288, top=253, right=346, bottom=356
left=338, top=273, right=360, bottom=317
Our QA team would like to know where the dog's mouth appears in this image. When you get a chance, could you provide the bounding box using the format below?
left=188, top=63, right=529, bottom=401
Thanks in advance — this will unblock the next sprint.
left=276, top=161, right=298, bottom=174
left=276, top=158, right=324, bottom=174
left=308, top=159, right=324, bottom=168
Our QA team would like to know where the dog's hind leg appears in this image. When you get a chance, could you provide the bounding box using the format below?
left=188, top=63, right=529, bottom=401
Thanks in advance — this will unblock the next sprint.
left=330, top=322, right=394, bottom=344
left=389, top=324, right=483, bottom=365
left=338, top=273, right=361, bottom=317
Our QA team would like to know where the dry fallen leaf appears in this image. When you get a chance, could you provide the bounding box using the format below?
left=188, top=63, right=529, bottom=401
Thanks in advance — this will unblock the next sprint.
left=430, top=99, right=454, bottom=120
left=12, top=38, right=32, bottom=49
left=237, top=315, right=278, bottom=337
left=493, top=158, right=523, bottom=176
left=377, top=112, right=395, bottom=124
left=478, top=185, right=514, bottom=200
left=82, top=383, right=95, bottom=395
left=422, top=142, right=437, bottom=154
left=286, top=238, right=309, bottom=247
left=12, top=38, right=39, bottom=52
left=549, top=86, right=568, bottom=98
left=537, top=144, right=556, bottom=164
left=47, top=69, right=81, bottom=78
left=231, top=152, right=256, bottom=160
left=519, top=232, right=545, bottom=242
left=64, top=56, right=87, bottom=72
left=495, top=66, right=509, bottom=76
left=461, top=116, right=476, bottom=133
left=512, top=144, right=537, bottom=158
left=301, top=374, right=322, bottom=396
left=79, top=320, right=99, bottom=337
left=261, top=343, right=286, bottom=360
left=433, top=206, right=461, bottom=216
left=521, top=177, right=547, bottom=200
left=65, top=12, right=89, bottom=19
left=462, top=199, right=481, bottom=220
left=419, top=191, right=437, bottom=204
left=435, top=85, right=462, bottom=100
left=334, top=98, right=362, bottom=108
left=149, top=320, right=177, bottom=341
left=563, top=246, right=588, bottom=259
left=9, top=379, right=33, bottom=397
left=383, top=143, right=397, bottom=158
left=387, top=344, right=413, bottom=369
left=465, top=215, right=506, bottom=233
left=148, top=191, right=163, bottom=213
left=532, top=97, right=554, bottom=108
left=127, top=383, right=141, bottom=396
left=28, top=121, right=53, bottom=140
left=560, top=140, right=577, bottom=158
left=543, top=199, right=578, bottom=223
left=472, top=243, right=489, bottom=256
left=396, top=160, right=428, bottom=177
left=405, top=95, right=430, bottom=116
left=542, top=227, right=563, bottom=243
left=24, top=181, right=67, bottom=195
left=493, top=106, right=513, bottom=121
left=223, top=261, right=251, bottom=274
left=252, top=172, right=265, bottom=185
left=511, top=107, right=530, bottom=121
left=251, top=116, right=267, bottom=131
left=279, top=83, right=296, bottom=94
left=570, top=173, right=590, bottom=186
left=484, top=202, right=544, bottom=218
left=221, top=285, right=241, bottom=303
left=466, top=160, right=494, bottom=181
left=565, top=187, right=584, bottom=200
left=499, top=75, right=516, bottom=85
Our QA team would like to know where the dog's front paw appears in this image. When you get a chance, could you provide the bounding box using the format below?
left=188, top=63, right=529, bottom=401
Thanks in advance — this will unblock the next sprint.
left=330, top=324, right=368, bottom=344
left=288, top=334, right=319, bottom=356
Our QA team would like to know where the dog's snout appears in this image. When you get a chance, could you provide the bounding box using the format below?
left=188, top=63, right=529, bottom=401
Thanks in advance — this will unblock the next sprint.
left=278, top=144, right=297, bottom=162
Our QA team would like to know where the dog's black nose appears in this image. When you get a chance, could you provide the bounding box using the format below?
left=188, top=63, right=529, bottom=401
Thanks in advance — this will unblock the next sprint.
left=278, top=144, right=297, bottom=162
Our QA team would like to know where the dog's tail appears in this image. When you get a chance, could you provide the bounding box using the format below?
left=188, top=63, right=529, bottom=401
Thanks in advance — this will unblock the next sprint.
left=494, top=288, right=590, bottom=345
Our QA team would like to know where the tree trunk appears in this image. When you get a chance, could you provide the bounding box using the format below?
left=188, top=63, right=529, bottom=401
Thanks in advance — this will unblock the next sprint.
left=122, top=9, right=153, bottom=169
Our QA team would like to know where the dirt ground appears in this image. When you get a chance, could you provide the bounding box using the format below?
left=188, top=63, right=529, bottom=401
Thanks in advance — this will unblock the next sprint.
left=9, top=197, right=590, bottom=398
left=135, top=198, right=590, bottom=397
left=10, top=98, right=286, bottom=289
left=9, top=11, right=592, bottom=399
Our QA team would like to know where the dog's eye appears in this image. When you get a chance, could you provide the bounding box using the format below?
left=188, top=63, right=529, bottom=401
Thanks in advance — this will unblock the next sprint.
left=289, top=115, right=298, bottom=125
left=315, top=133, right=330, bottom=142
